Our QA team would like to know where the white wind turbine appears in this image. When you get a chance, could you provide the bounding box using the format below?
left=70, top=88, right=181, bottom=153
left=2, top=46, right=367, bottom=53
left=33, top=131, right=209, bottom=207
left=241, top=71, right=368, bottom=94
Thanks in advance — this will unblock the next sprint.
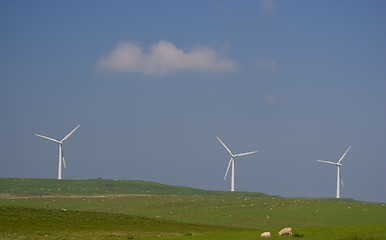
left=317, top=146, right=351, bottom=198
left=217, top=137, right=258, bottom=192
left=35, top=125, right=80, bottom=179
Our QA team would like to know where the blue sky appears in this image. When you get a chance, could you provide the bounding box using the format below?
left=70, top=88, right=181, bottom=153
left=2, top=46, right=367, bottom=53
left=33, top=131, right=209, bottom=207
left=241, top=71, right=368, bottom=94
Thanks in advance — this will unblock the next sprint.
left=1, top=0, right=385, bottom=203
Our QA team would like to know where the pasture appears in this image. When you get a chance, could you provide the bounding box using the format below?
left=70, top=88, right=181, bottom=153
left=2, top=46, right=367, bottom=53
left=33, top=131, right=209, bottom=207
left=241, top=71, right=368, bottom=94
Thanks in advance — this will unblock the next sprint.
left=0, top=178, right=272, bottom=197
left=0, top=178, right=385, bottom=239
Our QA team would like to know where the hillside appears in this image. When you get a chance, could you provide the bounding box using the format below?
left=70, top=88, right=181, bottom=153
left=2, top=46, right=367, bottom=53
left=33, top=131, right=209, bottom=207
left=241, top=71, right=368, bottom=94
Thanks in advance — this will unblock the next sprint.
left=3, top=206, right=384, bottom=240
left=0, top=206, right=244, bottom=240
left=2, top=194, right=385, bottom=230
left=0, top=178, right=273, bottom=198
left=1, top=178, right=385, bottom=239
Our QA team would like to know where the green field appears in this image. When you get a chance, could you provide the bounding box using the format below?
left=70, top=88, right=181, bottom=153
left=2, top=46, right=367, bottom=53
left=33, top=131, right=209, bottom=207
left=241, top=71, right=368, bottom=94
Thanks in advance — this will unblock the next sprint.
left=0, top=178, right=385, bottom=239
left=0, top=178, right=272, bottom=198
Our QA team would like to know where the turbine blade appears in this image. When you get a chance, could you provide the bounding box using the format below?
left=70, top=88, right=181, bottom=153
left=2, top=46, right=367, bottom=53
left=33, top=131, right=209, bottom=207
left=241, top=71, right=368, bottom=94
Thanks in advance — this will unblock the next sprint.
left=35, top=134, right=60, bottom=143
left=217, top=137, right=233, bottom=156
left=61, top=148, right=66, bottom=169
left=317, top=160, right=338, bottom=165
left=61, top=125, right=80, bottom=142
left=340, top=171, right=344, bottom=187
left=235, top=151, right=258, bottom=157
left=224, top=158, right=232, bottom=180
left=337, top=146, right=351, bottom=164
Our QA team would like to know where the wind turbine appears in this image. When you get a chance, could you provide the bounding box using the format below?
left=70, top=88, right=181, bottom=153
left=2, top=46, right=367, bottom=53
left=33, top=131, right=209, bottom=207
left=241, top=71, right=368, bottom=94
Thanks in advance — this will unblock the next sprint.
left=217, top=137, right=258, bottom=192
left=35, top=125, right=80, bottom=179
left=317, top=146, right=351, bottom=198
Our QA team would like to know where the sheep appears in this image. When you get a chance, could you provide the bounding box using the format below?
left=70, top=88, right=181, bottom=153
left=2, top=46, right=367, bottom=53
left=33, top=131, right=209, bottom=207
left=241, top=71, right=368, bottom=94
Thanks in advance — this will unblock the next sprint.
left=278, top=227, right=292, bottom=236
left=261, top=232, right=271, bottom=238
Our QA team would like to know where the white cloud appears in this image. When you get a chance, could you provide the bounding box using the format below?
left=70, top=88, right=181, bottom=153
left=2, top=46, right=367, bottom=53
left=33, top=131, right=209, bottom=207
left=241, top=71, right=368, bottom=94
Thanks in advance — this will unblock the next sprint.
left=259, top=0, right=274, bottom=13
left=264, top=94, right=277, bottom=103
left=97, top=40, right=236, bottom=74
left=256, top=57, right=279, bottom=72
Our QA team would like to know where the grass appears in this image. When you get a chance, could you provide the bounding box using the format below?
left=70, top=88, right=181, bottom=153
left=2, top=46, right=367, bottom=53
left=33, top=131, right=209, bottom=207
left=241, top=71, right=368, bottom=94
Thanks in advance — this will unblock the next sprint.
left=145, top=225, right=386, bottom=240
left=0, top=178, right=273, bottom=198
left=0, top=178, right=385, bottom=239
left=1, top=195, right=384, bottom=229
left=0, top=206, right=243, bottom=239
left=1, top=207, right=384, bottom=240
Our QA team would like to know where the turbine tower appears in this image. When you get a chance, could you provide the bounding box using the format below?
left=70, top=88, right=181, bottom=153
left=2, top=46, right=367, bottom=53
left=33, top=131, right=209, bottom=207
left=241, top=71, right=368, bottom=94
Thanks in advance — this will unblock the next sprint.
left=317, top=146, right=351, bottom=198
left=217, top=137, right=258, bottom=192
left=35, top=125, right=80, bottom=179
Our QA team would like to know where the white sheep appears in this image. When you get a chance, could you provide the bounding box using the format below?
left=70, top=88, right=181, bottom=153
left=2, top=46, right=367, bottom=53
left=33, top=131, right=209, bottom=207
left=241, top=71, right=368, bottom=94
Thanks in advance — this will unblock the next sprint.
left=278, top=227, right=292, bottom=236
left=261, top=232, right=271, bottom=238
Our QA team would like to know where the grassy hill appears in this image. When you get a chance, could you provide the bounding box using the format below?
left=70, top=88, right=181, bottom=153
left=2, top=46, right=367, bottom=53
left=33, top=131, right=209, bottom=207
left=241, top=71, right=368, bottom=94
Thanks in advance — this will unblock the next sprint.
left=1, top=178, right=385, bottom=239
left=1, top=206, right=384, bottom=240
left=2, top=194, right=385, bottom=229
left=0, top=206, right=244, bottom=240
left=0, top=178, right=274, bottom=198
